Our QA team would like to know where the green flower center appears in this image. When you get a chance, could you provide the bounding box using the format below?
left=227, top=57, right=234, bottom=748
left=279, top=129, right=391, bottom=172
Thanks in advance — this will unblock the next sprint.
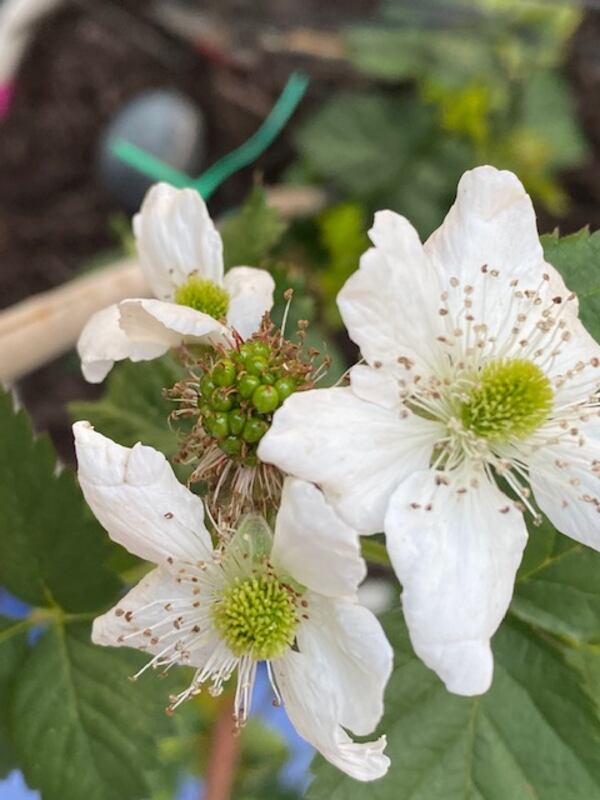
left=460, top=358, right=553, bottom=442
left=175, top=276, right=229, bottom=320
left=213, top=574, right=298, bottom=660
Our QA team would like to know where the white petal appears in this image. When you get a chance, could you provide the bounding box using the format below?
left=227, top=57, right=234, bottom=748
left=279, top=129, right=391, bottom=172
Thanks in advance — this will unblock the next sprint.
left=133, top=183, right=224, bottom=300
left=119, top=298, right=232, bottom=349
left=385, top=469, right=527, bottom=696
left=297, top=594, right=392, bottom=735
left=530, top=429, right=600, bottom=551
left=544, top=317, right=600, bottom=408
left=258, top=387, right=441, bottom=534
left=338, top=211, right=442, bottom=373
left=425, top=165, right=545, bottom=287
left=223, top=266, right=275, bottom=339
left=77, top=304, right=168, bottom=383
left=349, top=364, right=400, bottom=409
left=74, top=422, right=213, bottom=568
left=271, top=478, right=366, bottom=599
left=273, top=646, right=389, bottom=782
left=92, top=567, right=216, bottom=669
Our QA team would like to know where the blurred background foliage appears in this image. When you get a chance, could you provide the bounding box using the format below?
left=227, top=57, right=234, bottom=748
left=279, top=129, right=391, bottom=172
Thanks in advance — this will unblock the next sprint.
left=288, top=0, right=588, bottom=327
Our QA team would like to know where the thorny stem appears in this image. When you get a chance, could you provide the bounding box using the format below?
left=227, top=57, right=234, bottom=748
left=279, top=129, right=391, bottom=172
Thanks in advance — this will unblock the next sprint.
left=204, top=695, right=240, bottom=800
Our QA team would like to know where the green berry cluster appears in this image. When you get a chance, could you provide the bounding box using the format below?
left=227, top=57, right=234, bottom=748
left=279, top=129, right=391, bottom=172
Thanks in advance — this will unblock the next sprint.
left=198, top=341, right=298, bottom=460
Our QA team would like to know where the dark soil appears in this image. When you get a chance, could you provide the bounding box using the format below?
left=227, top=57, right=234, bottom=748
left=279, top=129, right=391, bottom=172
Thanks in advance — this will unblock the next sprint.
left=1, top=1, right=599, bottom=461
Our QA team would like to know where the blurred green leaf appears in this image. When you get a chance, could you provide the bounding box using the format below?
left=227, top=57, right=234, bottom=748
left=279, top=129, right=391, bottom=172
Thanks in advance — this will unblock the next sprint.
left=70, top=356, right=183, bottom=456
left=296, top=91, right=470, bottom=236
left=319, top=0, right=585, bottom=219
left=522, top=70, right=588, bottom=170
left=0, top=391, right=120, bottom=612
left=12, top=622, right=177, bottom=800
left=234, top=717, right=297, bottom=799
left=345, top=27, right=427, bottom=81
left=542, top=229, right=600, bottom=343
left=221, top=186, right=288, bottom=270
left=296, top=92, right=412, bottom=199
left=317, top=203, right=369, bottom=329
left=308, top=610, right=600, bottom=799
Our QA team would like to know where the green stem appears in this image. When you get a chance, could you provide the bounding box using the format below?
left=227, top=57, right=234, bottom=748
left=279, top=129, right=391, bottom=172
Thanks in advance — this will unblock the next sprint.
left=361, top=538, right=391, bottom=567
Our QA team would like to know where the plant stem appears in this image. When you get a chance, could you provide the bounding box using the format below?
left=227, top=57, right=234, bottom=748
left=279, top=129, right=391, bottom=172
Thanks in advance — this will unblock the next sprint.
left=204, top=697, right=240, bottom=800
left=361, top=538, right=391, bottom=567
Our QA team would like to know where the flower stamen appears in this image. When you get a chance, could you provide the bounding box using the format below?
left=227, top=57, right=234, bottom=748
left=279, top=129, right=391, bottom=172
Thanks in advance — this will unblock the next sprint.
left=175, top=276, right=230, bottom=320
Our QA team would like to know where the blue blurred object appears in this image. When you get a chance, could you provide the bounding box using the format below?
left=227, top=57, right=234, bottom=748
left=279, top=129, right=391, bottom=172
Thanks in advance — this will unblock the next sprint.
left=0, top=771, right=39, bottom=799
left=176, top=774, right=204, bottom=800
left=253, top=665, right=314, bottom=792
left=98, top=88, right=206, bottom=211
left=0, top=590, right=29, bottom=620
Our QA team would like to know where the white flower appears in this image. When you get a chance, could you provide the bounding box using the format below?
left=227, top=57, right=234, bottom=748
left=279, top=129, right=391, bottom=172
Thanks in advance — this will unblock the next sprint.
left=78, top=183, right=275, bottom=383
left=74, top=421, right=392, bottom=782
left=258, top=165, right=600, bottom=697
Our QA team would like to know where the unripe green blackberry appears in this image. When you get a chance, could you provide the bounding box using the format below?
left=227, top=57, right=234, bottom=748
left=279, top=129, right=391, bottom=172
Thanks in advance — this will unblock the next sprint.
left=252, top=385, right=280, bottom=414
left=200, top=374, right=215, bottom=399
left=245, top=356, right=268, bottom=377
left=274, top=377, right=295, bottom=401
left=228, top=409, right=246, bottom=436
left=238, top=343, right=252, bottom=362
left=237, top=374, right=261, bottom=399
left=242, top=418, right=268, bottom=444
left=206, top=412, right=230, bottom=439
left=247, top=341, right=271, bottom=359
left=220, top=436, right=243, bottom=456
left=211, top=388, right=234, bottom=412
left=213, top=359, right=236, bottom=387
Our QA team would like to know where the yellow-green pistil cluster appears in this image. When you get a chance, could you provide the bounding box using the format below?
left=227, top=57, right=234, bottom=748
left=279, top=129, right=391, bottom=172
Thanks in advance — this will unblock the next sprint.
left=461, top=358, right=553, bottom=441
left=199, top=341, right=298, bottom=461
left=175, top=276, right=229, bottom=320
left=213, top=574, right=298, bottom=660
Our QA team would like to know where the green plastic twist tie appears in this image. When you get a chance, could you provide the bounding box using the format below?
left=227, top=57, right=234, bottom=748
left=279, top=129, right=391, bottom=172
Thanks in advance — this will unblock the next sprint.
left=110, top=72, right=309, bottom=200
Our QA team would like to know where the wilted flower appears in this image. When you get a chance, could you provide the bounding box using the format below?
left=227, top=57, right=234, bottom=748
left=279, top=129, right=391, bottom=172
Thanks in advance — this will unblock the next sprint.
left=78, top=183, right=274, bottom=382
left=74, top=422, right=392, bottom=781
left=259, top=166, right=600, bottom=696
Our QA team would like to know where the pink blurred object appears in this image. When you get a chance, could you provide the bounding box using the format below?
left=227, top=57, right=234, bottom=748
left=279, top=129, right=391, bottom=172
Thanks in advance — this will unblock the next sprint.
left=0, top=83, right=14, bottom=119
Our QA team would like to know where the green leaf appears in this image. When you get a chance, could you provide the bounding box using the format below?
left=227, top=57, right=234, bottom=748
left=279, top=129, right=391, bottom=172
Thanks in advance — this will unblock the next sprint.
left=515, top=515, right=557, bottom=578
left=308, top=611, right=600, bottom=799
left=70, top=356, right=183, bottom=456
left=0, top=391, right=120, bottom=612
left=221, top=186, right=287, bottom=270
left=542, top=229, right=600, bottom=343
left=513, top=535, right=600, bottom=644
left=12, top=622, right=176, bottom=800
left=0, top=616, right=28, bottom=778
left=565, top=645, right=600, bottom=715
